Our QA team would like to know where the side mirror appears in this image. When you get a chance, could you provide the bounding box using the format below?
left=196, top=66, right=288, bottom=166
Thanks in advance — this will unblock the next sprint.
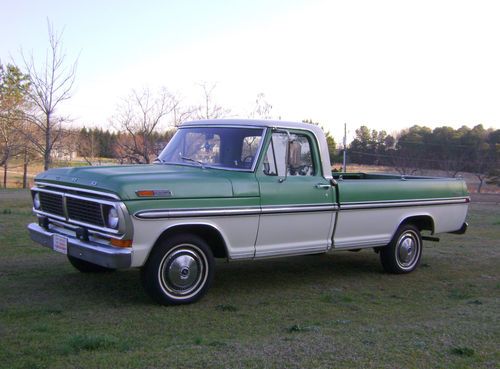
left=288, top=140, right=302, bottom=169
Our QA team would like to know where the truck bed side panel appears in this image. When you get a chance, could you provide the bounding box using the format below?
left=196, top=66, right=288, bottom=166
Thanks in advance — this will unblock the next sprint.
left=334, top=178, right=469, bottom=249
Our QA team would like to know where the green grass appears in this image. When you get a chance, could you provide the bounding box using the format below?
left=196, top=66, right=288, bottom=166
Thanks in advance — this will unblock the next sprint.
left=0, top=190, right=499, bottom=369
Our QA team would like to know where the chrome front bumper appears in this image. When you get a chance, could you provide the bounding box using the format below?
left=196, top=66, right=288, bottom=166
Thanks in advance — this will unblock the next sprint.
left=27, top=223, right=132, bottom=269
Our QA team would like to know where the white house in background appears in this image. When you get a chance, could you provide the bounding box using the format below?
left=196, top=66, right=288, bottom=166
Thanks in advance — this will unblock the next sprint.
left=50, top=142, right=78, bottom=161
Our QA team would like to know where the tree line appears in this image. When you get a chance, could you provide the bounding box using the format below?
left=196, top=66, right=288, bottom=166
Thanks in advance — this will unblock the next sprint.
left=347, top=124, right=500, bottom=192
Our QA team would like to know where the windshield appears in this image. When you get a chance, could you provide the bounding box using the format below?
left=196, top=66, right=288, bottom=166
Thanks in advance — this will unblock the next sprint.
left=157, top=126, right=265, bottom=171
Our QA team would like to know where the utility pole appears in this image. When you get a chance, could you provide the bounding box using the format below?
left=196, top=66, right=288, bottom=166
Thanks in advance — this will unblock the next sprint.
left=342, top=122, right=347, bottom=172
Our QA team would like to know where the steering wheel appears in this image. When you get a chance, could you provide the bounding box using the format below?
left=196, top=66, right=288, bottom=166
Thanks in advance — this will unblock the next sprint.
left=241, top=155, right=254, bottom=168
left=296, top=165, right=311, bottom=176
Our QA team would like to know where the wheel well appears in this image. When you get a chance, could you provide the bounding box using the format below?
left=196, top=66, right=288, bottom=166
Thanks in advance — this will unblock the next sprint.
left=154, top=224, right=228, bottom=259
left=401, top=215, right=435, bottom=234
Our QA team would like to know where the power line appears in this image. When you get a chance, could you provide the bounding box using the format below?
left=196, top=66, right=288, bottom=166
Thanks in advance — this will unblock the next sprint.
left=347, top=150, right=490, bottom=165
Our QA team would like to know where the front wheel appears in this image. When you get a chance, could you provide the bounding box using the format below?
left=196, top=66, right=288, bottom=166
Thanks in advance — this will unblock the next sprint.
left=380, top=224, right=422, bottom=274
left=141, top=234, right=214, bottom=305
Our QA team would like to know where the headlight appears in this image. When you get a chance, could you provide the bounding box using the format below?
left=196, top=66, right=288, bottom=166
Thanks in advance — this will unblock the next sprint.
left=107, top=207, right=120, bottom=229
left=33, top=193, right=41, bottom=210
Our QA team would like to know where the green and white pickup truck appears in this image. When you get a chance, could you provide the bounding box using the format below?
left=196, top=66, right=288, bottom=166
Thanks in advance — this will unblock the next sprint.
left=28, top=119, right=469, bottom=304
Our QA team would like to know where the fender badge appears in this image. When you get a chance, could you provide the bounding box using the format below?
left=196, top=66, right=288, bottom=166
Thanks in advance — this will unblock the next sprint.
left=71, top=177, right=78, bottom=183
left=91, top=181, right=98, bottom=186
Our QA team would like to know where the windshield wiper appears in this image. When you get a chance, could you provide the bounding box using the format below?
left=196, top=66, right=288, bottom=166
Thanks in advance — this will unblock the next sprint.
left=180, top=156, right=208, bottom=169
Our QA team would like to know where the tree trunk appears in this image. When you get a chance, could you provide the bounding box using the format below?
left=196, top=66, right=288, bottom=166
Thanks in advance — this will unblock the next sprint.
left=23, top=163, right=28, bottom=189
left=477, top=177, right=484, bottom=193
left=44, top=115, right=51, bottom=170
left=3, top=161, right=7, bottom=188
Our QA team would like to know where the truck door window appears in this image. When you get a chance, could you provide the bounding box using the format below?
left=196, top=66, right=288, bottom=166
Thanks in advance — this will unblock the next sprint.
left=262, top=133, right=315, bottom=177
left=288, top=135, right=315, bottom=176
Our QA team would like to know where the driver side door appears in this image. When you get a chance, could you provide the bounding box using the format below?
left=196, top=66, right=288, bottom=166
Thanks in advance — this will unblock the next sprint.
left=255, top=130, right=336, bottom=258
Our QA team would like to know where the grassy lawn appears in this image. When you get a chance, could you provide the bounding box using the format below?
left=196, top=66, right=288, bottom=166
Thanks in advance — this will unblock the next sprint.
left=0, top=190, right=498, bottom=369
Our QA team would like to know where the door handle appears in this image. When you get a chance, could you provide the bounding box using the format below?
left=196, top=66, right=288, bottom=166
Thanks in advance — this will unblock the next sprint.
left=315, top=183, right=331, bottom=189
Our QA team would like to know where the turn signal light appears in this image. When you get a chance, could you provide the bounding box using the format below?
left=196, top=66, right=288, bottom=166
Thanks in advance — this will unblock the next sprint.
left=136, top=190, right=155, bottom=197
left=110, top=239, right=132, bottom=248
left=135, top=189, right=173, bottom=198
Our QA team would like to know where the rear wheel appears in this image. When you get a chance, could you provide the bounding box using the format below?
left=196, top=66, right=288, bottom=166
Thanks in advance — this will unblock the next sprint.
left=67, top=255, right=115, bottom=273
left=141, top=234, right=214, bottom=305
left=380, top=224, right=422, bottom=274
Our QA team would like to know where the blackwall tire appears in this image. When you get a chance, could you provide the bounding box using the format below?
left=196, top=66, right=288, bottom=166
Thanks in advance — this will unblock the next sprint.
left=380, top=224, right=422, bottom=274
left=141, top=234, right=214, bottom=305
left=67, top=255, right=116, bottom=273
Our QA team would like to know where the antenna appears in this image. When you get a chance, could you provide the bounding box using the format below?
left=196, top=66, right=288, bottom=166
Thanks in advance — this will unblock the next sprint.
left=342, top=122, right=347, bottom=172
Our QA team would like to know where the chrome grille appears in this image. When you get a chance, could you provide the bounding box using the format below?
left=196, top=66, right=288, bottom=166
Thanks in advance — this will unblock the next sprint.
left=39, top=192, right=64, bottom=216
left=66, top=197, right=105, bottom=227
left=34, top=188, right=113, bottom=229
left=31, top=183, right=124, bottom=236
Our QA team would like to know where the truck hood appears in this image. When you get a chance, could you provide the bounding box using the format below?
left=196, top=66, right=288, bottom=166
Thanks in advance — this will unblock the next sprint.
left=34, top=164, right=238, bottom=200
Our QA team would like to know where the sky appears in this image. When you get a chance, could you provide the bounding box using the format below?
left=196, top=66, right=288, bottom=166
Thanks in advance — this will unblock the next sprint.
left=1, top=0, right=499, bottom=143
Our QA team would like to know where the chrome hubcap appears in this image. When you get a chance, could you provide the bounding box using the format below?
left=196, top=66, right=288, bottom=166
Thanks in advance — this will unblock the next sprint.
left=398, top=237, right=415, bottom=264
left=159, top=246, right=206, bottom=297
left=168, top=254, right=199, bottom=288
left=396, top=231, right=420, bottom=269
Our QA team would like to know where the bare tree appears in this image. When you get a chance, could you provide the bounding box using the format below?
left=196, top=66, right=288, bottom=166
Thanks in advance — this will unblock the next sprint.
left=438, top=151, right=468, bottom=178
left=250, top=93, right=272, bottom=119
left=389, top=149, right=421, bottom=175
left=389, top=128, right=428, bottom=175
left=111, top=87, right=177, bottom=163
left=470, top=142, right=498, bottom=193
left=171, top=94, right=195, bottom=127
left=195, top=82, right=230, bottom=120
left=21, top=137, right=38, bottom=188
left=13, top=118, right=39, bottom=188
left=21, top=21, right=77, bottom=170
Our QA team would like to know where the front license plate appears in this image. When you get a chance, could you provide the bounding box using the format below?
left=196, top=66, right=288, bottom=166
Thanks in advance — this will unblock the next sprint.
left=53, top=234, right=68, bottom=255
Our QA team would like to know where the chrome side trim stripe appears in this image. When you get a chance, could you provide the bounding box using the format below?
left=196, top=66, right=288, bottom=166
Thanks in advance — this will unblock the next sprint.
left=134, top=197, right=469, bottom=219
left=136, top=207, right=261, bottom=219
left=261, top=204, right=338, bottom=214
left=135, top=204, right=339, bottom=219
left=341, top=197, right=470, bottom=210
